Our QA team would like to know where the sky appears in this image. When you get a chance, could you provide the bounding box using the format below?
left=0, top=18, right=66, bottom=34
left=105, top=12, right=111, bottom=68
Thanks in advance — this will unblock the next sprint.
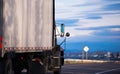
left=55, top=0, right=120, bottom=52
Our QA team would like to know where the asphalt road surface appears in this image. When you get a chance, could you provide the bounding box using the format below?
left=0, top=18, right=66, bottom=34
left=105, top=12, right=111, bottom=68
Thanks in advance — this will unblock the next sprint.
left=0, top=62, right=120, bottom=74
left=61, top=63, right=120, bottom=74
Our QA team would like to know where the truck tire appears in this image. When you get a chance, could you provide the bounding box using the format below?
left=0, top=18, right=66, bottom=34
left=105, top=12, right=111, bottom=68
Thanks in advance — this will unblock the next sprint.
left=14, top=64, right=23, bottom=74
left=27, top=59, right=32, bottom=74
left=13, top=58, right=24, bottom=74
left=53, top=70, right=61, bottom=74
left=0, top=60, right=4, bottom=74
left=14, top=69, right=21, bottom=74
left=26, top=55, right=33, bottom=74
left=4, top=58, right=13, bottom=74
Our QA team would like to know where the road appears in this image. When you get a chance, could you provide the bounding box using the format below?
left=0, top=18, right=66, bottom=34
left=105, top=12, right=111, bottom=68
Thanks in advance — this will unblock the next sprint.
left=61, top=63, right=120, bottom=74
left=0, top=62, right=120, bottom=74
left=20, top=62, right=120, bottom=74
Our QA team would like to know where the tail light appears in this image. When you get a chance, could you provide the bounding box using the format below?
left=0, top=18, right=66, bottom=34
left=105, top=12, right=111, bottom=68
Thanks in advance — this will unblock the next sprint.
left=20, top=56, right=24, bottom=60
left=35, top=58, right=41, bottom=63
left=0, top=37, right=2, bottom=48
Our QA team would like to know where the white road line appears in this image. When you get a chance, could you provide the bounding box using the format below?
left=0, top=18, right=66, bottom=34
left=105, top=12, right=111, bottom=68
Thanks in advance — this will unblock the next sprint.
left=61, top=72, right=74, bottom=74
left=95, top=68, right=120, bottom=74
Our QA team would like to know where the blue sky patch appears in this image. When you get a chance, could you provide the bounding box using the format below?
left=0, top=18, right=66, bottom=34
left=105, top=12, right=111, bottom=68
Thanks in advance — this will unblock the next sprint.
left=75, top=25, right=120, bottom=30
left=56, top=19, right=78, bottom=26
left=65, top=41, right=120, bottom=52
left=93, top=29, right=120, bottom=36
left=86, top=16, right=102, bottom=19
left=103, top=3, right=120, bottom=11
left=104, top=0, right=120, bottom=1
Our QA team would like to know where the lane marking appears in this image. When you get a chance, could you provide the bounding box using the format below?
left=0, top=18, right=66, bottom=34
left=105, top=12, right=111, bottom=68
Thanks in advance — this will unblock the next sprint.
left=95, top=68, right=120, bottom=74
left=61, top=72, right=74, bottom=74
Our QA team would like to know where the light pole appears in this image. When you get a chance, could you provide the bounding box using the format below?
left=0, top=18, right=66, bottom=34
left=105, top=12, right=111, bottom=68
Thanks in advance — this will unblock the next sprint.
left=84, top=46, right=89, bottom=60
left=107, top=52, right=111, bottom=62
left=82, top=43, right=84, bottom=60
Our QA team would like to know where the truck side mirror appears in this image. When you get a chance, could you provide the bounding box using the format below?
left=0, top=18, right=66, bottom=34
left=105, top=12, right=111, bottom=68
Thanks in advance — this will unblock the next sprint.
left=61, top=24, right=64, bottom=37
left=66, top=32, right=70, bottom=37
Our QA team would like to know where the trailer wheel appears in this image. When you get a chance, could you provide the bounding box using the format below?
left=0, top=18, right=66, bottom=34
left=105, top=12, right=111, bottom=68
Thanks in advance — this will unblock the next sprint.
left=26, top=55, right=33, bottom=74
left=53, top=69, right=61, bottom=74
left=13, top=64, right=23, bottom=74
left=5, top=58, right=13, bottom=74
left=0, top=60, right=4, bottom=74
left=13, top=58, right=24, bottom=74
left=27, top=59, right=32, bottom=74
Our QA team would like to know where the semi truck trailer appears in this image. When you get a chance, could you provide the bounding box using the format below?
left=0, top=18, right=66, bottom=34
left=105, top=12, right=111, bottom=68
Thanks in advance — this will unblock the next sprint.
left=0, top=0, right=69, bottom=74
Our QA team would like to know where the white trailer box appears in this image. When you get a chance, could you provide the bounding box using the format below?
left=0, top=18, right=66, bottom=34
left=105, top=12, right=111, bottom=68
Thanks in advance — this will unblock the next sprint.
left=2, top=0, right=54, bottom=53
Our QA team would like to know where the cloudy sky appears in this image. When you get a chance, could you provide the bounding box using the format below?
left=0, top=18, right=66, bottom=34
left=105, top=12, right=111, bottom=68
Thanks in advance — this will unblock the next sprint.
left=55, top=0, right=120, bottom=52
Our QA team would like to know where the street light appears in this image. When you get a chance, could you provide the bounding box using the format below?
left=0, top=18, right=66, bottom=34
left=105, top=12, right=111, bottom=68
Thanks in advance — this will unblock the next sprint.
left=84, top=46, right=89, bottom=60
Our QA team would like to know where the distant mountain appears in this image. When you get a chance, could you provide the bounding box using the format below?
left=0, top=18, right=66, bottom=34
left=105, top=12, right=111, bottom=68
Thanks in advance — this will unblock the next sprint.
left=63, top=41, right=120, bottom=52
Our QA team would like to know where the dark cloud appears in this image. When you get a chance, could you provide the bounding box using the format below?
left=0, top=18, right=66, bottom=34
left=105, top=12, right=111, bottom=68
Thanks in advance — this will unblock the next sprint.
left=86, top=16, right=102, bottom=19
left=75, top=25, right=120, bottom=36
left=72, top=3, right=94, bottom=7
left=104, top=0, right=120, bottom=1
left=56, top=19, right=78, bottom=26
left=93, top=29, right=120, bottom=36
left=75, top=25, right=120, bottom=30
left=103, top=3, right=120, bottom=11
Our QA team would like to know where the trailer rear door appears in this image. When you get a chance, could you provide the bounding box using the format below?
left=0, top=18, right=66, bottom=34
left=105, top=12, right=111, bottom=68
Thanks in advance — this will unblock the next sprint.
left=3, top=0, right=54, bottom=52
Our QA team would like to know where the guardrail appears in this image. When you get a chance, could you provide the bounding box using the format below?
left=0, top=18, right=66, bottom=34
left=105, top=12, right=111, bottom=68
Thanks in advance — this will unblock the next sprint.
left=64, top=59, right=120, bottom=64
